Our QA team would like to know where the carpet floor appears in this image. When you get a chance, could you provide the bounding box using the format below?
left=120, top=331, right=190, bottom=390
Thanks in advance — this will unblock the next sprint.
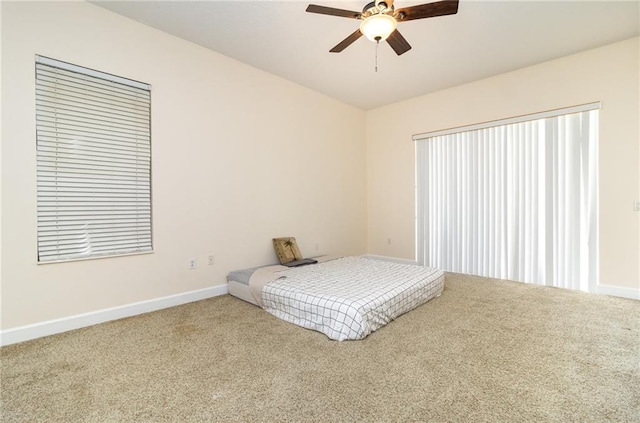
left=1, top=272, right=639, bottom=422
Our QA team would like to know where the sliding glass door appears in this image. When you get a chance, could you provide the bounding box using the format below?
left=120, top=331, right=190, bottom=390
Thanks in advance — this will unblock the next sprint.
left=415, top=104, right=599, bottom=292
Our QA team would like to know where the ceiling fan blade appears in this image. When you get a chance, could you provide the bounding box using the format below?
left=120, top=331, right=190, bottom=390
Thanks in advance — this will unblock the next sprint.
left=395, top=0, right=459, bottom=22
left=386, top=29, right=412, bottom=55
left=330, top=29, right=363, bottom=53
left=306, top=4, right=362, bottom=19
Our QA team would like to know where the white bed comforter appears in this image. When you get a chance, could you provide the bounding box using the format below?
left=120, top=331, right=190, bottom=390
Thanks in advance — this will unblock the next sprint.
left=260, top=256, right=444, bottom=341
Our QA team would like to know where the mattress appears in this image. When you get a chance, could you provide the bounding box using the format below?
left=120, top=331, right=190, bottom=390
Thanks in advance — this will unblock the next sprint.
left=227, top=256, right=444, bottom=340
left=226, top=257, right=330, bottom=306
left=228, top=264, right=276, bottom=286
left=227, top=263, right=277, bottom=306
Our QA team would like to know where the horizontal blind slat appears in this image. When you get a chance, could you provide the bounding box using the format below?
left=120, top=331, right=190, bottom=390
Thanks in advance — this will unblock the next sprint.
left=38, top=147, right=150, bottom=166
left=38, top=171, right=151, bottom=184
left=37, top=155, right=150, bottom=171
left=39, top=244, right=153, bottom=261
left=35, top=79, right=151, bottom=113
left=36, top=71, right=151, bottom=105
left=38, top=225, right=151, bottom=236
left=37, top=126, right=150, bottom=147
left=36, top=105, right=149, bottom=132
left=37, top=115, right=150, bottom=139
left=37, top=136, right=150, bottom=157
left=38, top=219, right=151, bottom=229
left=36, top=94, right=150, bottom=123
left=39, top=234, right=152, bottom=248
left=36, top=64, right=150, bottom=96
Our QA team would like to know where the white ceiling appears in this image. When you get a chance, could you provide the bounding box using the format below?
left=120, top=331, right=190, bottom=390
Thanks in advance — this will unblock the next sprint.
left=93, top=0, right=640, bottom=110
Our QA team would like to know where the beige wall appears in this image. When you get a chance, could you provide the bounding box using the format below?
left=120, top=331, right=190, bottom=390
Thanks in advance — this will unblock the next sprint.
left=0, top=2, right=367, bottom=329
left=366, top=37, right=640, bottom=290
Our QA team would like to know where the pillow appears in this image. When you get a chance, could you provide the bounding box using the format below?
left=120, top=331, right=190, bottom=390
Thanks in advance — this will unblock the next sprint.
left=273, top=237, right=303, bottom=265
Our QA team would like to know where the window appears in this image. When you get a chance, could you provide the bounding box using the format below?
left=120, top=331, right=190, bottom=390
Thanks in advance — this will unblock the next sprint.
left=415, top=104, right=599, bottom=291
left=36, top=56, right=152, bottom=263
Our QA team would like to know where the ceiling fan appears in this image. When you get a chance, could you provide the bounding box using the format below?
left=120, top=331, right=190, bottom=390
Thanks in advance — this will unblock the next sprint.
left=306, top=0, right=459, bottom=56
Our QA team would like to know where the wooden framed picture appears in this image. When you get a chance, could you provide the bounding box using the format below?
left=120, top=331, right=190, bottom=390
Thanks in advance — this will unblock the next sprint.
left=273, top=237, right=303, bottom=264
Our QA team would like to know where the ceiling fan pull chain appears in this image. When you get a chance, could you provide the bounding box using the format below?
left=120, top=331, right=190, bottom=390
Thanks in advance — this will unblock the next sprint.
left=375, top=39, right=379, bottom=72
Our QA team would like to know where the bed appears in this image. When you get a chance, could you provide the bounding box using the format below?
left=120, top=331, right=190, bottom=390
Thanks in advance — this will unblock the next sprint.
left=227, top=256, right=444, bottom=341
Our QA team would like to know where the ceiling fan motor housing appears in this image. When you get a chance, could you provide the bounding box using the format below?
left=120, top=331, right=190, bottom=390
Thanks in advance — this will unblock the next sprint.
left=364, top=1, right=394, bottom=16
left=375, top=0, right=394, bottom=11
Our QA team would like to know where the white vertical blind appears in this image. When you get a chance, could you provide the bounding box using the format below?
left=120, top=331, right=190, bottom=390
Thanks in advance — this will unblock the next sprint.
left=36, top=56, right=152, bottom=263
left=415, top=105, right=599, bottom=291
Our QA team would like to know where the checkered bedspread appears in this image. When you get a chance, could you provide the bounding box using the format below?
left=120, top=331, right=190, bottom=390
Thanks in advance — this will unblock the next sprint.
left=261, top=256, right=444, bottom=341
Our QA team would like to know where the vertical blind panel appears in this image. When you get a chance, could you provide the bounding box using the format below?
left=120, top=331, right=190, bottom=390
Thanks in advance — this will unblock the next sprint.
left=36, top=57, right=152, bottom=263
left=416, top=109, right=598, bottom=292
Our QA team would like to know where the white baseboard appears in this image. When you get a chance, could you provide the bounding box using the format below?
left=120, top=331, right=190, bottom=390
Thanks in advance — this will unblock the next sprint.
left=596, top=284, right=640, bottom=300
left=0, top=284, right=229, bottom=347
left=362, top=254, right=419, bottom=266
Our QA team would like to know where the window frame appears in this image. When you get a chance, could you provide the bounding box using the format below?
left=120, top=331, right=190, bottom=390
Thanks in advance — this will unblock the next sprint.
left=35, top=55, right=153, bottom=264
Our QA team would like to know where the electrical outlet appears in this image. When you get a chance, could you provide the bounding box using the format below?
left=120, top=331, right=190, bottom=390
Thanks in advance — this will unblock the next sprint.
left=189, top=258, right=197, bottom=270
left=208, top=255, right=215, bottom=266
left=634, top=200, right=640, bottom=211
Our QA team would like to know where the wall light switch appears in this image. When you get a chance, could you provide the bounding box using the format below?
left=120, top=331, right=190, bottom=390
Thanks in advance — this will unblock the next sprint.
left=634, top=200, right=640, bottom=212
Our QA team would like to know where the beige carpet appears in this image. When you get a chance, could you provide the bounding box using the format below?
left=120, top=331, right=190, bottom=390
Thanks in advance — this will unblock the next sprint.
left=1, top=273, right=639, bottom=422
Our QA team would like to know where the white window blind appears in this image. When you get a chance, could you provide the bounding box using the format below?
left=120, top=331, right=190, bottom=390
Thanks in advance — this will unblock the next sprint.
left=36, top=56, right=152, bottom=263
left=415, top=104, right=599, bottom=292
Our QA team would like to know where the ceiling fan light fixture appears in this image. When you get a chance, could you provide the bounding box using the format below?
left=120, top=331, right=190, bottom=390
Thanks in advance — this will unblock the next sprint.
left=359, top=13, right=397, bottom=42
